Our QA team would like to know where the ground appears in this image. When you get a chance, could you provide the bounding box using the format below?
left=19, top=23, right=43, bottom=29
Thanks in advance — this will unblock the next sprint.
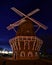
left=0, top=57, right=52, bottom=65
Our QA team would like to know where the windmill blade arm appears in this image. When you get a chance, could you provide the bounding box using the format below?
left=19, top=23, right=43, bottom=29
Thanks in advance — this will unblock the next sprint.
left=30, top=18, right=48, bottom=30
left=27, top=8, right=40, bottom=16
left=11, top=7, right=40, bottom=17
left=13, top=19, right=26, bottom=26
left=7, top=18, right=26, bottom=30
left=7, top=24, right=15, bottom=30
left=8, top=7, right=48, bottom=30
left=11, top=7, right=24, bottom=17
left=6, top=22, right=21, bottom=30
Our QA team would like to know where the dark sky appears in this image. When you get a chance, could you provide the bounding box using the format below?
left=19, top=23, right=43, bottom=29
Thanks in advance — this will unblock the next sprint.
left=0, top=0, right=52, bottom=53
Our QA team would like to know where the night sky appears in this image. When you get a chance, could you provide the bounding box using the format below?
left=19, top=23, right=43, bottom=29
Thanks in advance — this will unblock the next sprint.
left=0, top=0, right=52, bottom=53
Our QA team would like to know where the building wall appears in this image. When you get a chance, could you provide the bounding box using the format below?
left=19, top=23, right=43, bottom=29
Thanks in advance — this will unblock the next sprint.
left=9, top=36, right=43, bottom=60
left=16, top=18, right=35, bottom=36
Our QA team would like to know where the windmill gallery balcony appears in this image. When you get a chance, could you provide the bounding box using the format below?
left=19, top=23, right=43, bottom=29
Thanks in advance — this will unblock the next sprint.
left=9, top=36, right=43, bottom=60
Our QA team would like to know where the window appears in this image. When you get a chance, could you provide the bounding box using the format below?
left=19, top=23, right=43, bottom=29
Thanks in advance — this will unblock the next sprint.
left=20, top=51, right=25, bottom=57
left=28, top=51, right=33, bottom=57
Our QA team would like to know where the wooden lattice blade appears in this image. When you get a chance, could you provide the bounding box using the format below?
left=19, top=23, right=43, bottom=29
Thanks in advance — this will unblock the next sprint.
left=11, top=7, right=40, bottom=17
left=11, top=8, right=48, bottom=30
left=30, top=18, right=48, bottom=30
left=7, top=19, right=26, bottom=30
left=7, top=7, right=48, bottom=30
left=27, top=9, right=40, bottom=16
left=11, top=7, right=24, bottom=17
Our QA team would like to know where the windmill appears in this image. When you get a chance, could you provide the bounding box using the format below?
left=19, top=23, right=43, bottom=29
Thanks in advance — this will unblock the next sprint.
left=6, top=7, right=48, bottom=60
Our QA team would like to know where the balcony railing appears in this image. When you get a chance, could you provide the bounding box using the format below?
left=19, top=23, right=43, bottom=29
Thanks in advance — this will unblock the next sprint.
left=9, top=36, right=36, bottom=43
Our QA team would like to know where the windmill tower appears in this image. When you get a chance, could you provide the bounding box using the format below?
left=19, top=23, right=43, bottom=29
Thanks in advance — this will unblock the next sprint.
left=7, top=7, right=48, bottom=60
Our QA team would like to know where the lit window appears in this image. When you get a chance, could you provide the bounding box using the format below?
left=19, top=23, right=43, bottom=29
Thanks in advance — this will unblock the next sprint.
left=20, top=51, right=25, bottom=57
left=28, top=51, right=33, bottom=57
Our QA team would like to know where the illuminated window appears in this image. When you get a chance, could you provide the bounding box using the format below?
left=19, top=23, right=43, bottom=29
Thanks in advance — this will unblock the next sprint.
left=20, top=51, right=25, bottom=57
left=28, top=51, right=33, bottom=57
